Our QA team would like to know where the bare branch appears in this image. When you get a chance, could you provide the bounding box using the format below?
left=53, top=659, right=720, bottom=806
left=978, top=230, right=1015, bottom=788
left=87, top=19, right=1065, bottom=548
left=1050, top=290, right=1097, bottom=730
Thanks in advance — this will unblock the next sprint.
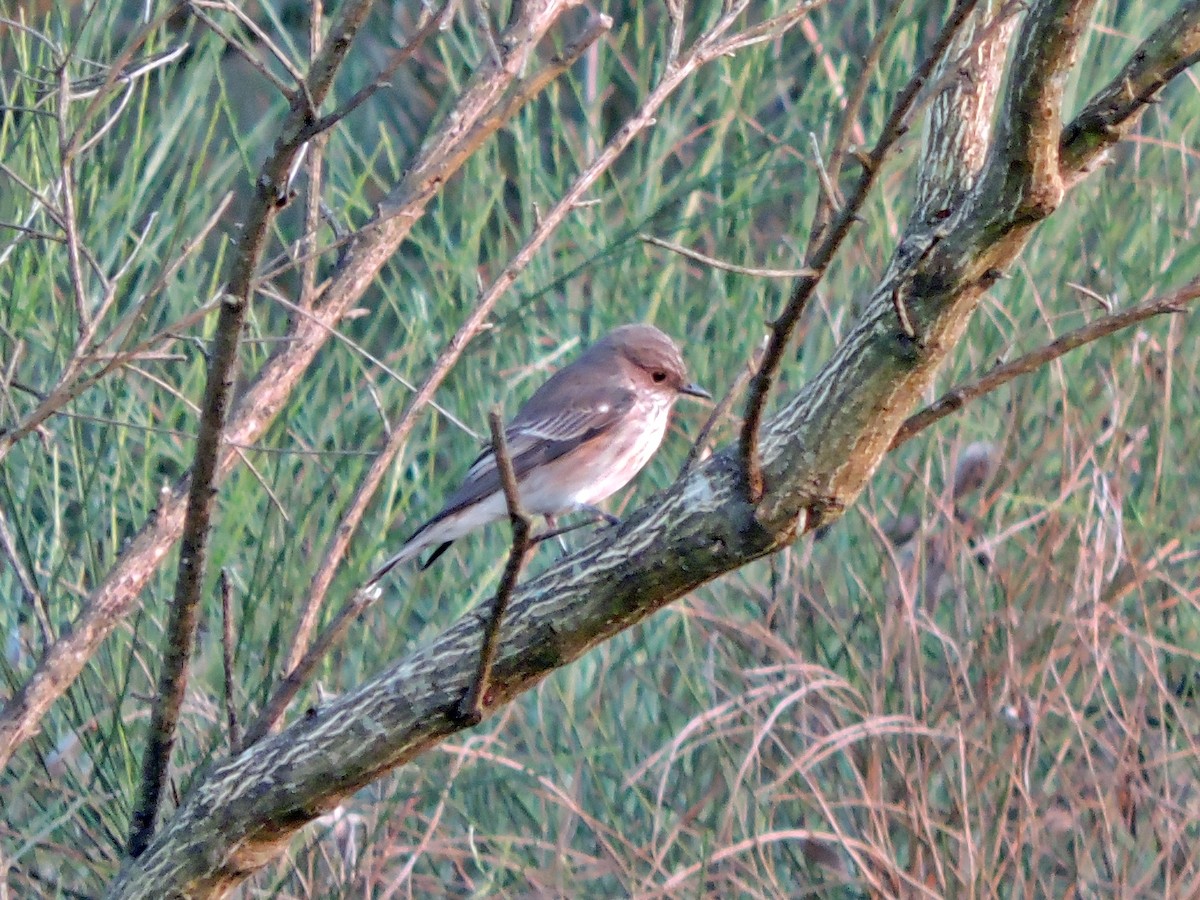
left=739, top=0, right=983, bottom=504
left=988, top=0, right=1104, bottom=218
left=186, top=5, right=294, bottom=98
left=680, top=337, right=766, bottom=477
left=639, top=233, right=816, bottom=279
left=457, top=410, right=533, bottom=725
left=813, top=0, right=905, bottom=240
left=0, top=0, right=583, bottom=777
left=0, top=506, right=53, bottom=650
left=1060, top=0, right=1200, bottom=183
left=219, top=572, right=240, bottom=756
left=295, top=2, right=453, bottom=144
left=200, top=0, right=311, bottom=99
left=54, top=44, right=189, bottom=100
left=298, top=0, right=326, bottom=309
left=913, top=0, right=1024, bottom=221
left=0, top=296, right=225, bottom=457
left=890, top=278, right=1200, bottom=448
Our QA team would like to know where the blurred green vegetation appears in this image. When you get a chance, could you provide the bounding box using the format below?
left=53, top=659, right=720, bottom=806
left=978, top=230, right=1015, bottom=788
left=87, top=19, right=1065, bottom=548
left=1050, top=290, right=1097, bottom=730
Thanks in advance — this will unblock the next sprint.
left=2, top=0, right=1199, bottom=896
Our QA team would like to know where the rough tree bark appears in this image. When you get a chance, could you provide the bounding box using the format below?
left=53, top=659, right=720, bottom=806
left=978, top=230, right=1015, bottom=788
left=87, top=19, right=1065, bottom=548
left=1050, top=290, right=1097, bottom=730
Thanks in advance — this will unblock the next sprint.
left=105, top=0, right=1200, bottom=895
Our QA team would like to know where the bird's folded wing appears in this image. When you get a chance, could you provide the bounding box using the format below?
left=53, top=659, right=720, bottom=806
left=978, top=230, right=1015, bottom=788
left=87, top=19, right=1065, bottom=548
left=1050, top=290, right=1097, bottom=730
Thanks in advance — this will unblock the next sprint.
left=435, top=385, right=636, bottom=520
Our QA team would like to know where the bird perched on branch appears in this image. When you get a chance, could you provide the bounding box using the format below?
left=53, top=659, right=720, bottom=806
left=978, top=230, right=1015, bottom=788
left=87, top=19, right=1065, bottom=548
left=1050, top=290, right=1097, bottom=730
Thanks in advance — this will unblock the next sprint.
left=369, top=324, right=710, bottom=581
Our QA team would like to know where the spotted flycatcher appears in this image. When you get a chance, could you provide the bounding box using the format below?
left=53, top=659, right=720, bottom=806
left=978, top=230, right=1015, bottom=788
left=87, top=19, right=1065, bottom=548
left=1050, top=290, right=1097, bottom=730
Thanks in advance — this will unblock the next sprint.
left=369, top=324, right=709, bottom=580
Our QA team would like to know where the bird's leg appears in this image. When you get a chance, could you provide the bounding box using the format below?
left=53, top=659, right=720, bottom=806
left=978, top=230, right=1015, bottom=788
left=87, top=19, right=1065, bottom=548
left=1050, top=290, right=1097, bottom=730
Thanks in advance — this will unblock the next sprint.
left=528, top=508, right=619, bottom=555
left=544, top=514, right=571, bottom=554
left=578, top=504, right=621, bottom=527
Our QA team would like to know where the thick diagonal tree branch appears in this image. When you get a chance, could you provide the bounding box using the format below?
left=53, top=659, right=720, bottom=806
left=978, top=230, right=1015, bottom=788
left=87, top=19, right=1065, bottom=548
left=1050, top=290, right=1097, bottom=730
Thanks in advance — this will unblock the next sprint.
left=0, top=0, right=581, bottom=773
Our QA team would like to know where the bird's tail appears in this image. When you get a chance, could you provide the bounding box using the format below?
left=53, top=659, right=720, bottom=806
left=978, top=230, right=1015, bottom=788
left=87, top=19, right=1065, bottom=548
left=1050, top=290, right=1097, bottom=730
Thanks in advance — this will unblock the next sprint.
left=364, top=536, right=426, bottom=586
left=365, top=520, right=457, bottom=585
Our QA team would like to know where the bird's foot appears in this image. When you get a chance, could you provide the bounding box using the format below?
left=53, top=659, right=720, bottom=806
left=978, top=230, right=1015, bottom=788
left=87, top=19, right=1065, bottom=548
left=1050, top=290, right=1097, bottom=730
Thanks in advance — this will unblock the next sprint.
left=579, top=504, right=621, bottom=527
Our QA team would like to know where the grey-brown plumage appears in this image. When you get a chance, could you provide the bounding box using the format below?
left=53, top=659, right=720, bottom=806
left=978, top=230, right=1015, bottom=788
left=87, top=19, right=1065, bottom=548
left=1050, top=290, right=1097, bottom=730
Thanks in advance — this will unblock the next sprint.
left=368, top=325, right=709, bottom=581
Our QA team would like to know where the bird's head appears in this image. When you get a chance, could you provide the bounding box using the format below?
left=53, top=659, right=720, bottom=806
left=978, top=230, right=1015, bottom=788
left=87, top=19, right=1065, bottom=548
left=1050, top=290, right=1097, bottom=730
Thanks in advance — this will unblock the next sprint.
left=600, top=324, right=711, bottom=402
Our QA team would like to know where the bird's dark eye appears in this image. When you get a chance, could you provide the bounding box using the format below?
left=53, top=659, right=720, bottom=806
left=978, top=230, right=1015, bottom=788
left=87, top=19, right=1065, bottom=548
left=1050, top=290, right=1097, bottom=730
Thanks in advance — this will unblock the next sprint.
left=652, top=370, right=667, bottom=383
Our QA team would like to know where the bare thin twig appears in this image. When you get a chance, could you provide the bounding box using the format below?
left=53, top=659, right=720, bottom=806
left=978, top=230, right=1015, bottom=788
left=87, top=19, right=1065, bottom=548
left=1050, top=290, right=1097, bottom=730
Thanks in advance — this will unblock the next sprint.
left=806, top=131, right=842, bottom=221
left=457, top=411, right=532, bottom=725
left=528, top=516, right=603, bottom=547
left=1059, top=0, right=1200, bottom=181
left=0, top=507, right=53, bottom=648
left=240, top=586, right=378, bottom=748
left=814, top=0, right=905, bottom=239
left=299, top=0, right=326, bottom=309
left=0, top=296, right=224, bottom=457
left=50, top=68, right=92, bottom=340
left=59, top=4, right=184, bottom=160
left=378, top=10, right=615, bottom=218
left=214, top=0, right=311, bottom=100
left=52, top=44, right=189, bottom=99
left=739, top=0, right=982, bottom=504
left=295, top=2, right=452, bottom=144
left=0, top=163, right=103, bottom=283
left=186, top=6, right=294, bottom=99
left=219, top=572, right=240, bottom=755
left=680, top=337, right=767, bottom=477
left=191, top=0, right=311, bottom=104
left=639, top=234, right=815, bottom=279
left=890, top=278, right=1200, bottom=448
left=258, top=287, right=479, bottom=438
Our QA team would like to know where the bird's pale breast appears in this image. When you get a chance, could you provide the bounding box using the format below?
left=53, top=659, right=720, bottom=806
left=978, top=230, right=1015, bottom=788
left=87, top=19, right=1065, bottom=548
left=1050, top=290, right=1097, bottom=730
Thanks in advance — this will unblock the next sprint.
left=516, top=394, right=673, bottom=513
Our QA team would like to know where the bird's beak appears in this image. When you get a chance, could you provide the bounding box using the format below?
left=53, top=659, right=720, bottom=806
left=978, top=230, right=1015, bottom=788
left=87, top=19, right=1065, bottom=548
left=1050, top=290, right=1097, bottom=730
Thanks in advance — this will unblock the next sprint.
left=679, top=382, right=712, bottom=400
